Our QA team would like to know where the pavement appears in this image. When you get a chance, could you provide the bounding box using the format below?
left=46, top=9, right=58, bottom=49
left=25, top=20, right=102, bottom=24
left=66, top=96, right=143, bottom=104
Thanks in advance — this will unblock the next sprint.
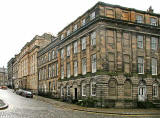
left=34, top=95, right=160, bottom=116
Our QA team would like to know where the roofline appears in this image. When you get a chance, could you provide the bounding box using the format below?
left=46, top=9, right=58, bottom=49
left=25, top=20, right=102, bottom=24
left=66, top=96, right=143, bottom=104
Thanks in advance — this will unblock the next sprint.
left=98, top=1, right=160, bottom=16
left=57, top=1, right=160, bottom=35
left=58, top=2, right=99, bottom=35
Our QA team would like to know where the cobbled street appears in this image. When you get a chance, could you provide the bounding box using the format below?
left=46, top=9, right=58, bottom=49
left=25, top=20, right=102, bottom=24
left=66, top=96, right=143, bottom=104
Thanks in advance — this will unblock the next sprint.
left=0, top=89, right=159, bottom=118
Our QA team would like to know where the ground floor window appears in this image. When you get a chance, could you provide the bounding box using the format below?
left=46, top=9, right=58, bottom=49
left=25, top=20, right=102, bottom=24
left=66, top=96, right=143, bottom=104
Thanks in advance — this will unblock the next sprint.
left=61, top=86, right=64, bottom=96
left=91, top=81, right=96, bottom=96
left=82, top=83, right=86, bottom=96
left=153, top=83, right=158, bottom=97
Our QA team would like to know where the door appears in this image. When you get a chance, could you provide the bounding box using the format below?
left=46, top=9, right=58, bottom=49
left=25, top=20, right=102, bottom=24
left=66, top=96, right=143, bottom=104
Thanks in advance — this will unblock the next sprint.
left=138, top=86, right=146, bottom=101
left=74, top=88, right=77, bottom=100
left=49, top=82, right=51, bottom=92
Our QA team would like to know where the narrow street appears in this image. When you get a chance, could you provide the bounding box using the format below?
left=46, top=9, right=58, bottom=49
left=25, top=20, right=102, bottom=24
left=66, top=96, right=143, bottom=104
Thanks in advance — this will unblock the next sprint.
left=0, top=89, right=159, bottom=118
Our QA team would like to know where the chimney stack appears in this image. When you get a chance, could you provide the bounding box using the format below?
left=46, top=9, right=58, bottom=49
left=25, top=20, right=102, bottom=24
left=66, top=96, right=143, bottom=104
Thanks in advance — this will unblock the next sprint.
left=147, top=6, right=154, bottom=13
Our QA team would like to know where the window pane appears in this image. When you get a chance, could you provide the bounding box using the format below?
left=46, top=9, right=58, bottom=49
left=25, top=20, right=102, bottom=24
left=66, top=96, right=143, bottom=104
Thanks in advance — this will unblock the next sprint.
left=82, top=58, right=86, bottom=75
left=82, top=83, right=86, bottom=96
left=61, top=49, right=64, bottom=59
left=90, top=11, right=95, bottom=20
left=74, top=24, right=77, bottom=31
left=61, top=66, right=64, bottom=79
left=82, top=19, right=86, bottom=26
left=138, top=57, right=144, bottom=74
left=136, top=15, right=143, bottom=23
left=67, top=45, right=70, bottom=56
left=67, top=63, right=70, bottom=78
left=74, top=41, right=78, bottom=53
left=150, top=18, right=157, bottom=26
left=91, top=54, right=96, bottom=73
left=152, top=58, right=157, bottom=75
left=91, top=81, right=96, bottom=96
left=137, top=35, right=143, bottom=48
left=91, top=32, right=96, bottom=46
left=67, top=30, right=70, bottom=36
left=74, top=61, right=78, bottom=77
left=81, top=37, right=86, bottom=50
left=151, top=37, right=157, bottom=50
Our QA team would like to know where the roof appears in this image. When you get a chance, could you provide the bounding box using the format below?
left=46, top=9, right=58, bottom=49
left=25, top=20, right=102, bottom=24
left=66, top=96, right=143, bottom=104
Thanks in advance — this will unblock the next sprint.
left=0, top=67, right=7, bottom=73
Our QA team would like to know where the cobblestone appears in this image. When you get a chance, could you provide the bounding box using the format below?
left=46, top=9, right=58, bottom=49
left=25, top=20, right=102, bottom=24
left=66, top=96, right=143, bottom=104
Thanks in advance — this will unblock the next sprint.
left=0, top=89, right=159, bottom=118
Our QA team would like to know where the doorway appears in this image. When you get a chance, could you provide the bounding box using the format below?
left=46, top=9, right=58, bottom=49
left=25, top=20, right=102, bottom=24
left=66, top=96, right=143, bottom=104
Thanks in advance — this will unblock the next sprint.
left=138, top=83, right=146, bottom=101
left=49, top=82, right=51, bottom=92
left=74, top=88, right=78, bottom=100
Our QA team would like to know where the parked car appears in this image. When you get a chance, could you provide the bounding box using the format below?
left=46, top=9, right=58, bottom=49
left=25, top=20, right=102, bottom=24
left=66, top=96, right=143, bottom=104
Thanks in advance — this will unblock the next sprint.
left=1, top=86, right=7, bottom=90
left=16, top=89, right=24, bottom=95
left=22, top=90, right=33, bottom=98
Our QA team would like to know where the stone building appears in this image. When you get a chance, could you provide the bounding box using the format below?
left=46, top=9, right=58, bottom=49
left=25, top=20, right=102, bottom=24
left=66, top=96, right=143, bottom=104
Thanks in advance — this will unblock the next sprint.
left=12, top=33, right=53, bottom=93
left=7, top=58, right=15, bottom=88
left=38, top=38, right=59, bottom=95
left=12, top=54, right=19, bottom=89
left=0, top=67, right=8, bottom=86
left=37, top=2, right=160, bottom=107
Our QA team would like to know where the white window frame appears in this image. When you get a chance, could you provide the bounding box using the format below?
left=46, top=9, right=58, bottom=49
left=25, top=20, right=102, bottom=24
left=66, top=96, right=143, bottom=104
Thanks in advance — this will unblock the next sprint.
left=150, top=18, right=157, bottom=26
left=67, top=45, right=70, bottom=57
left=67, top=63, right=70, bottom=78
left=82, top=58, right=86, bottom=75
left=73, top=41, right=78, bottom=54
left=138, top=57, right=144, bottom=74
left=61, top=49, right=64, bottom=59
left=67, top=85, right=70, bottom=96
left=81, top=37, right=86, bottom=50
left=90, top=11, right=95, bottom=20
left=82, top=83, right=86, bottom=96
left=136, top=15, right=143, bottom=23
left=74, top=61, right=78, bottom=77
left=137, top=35, right=143, bottom=49
left=91, top=81, right=96, bottom=96
left=152, top=58, right=157, bottom=75
left=153, top=83, right=158, bottom=97
left=151, top=37, right=158, bottom=50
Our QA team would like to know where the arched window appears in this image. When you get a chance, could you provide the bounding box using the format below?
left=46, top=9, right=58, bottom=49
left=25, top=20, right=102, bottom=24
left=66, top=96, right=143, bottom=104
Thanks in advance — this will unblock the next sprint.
left=108, top=78, right=117, bottom=96
left=153, top=83, right=158, bottom=97
left=124, top=80, right=132, bottom=96
left=81, top=82, right=86, bottom=96
left=91, top=81, right=96, bottom=96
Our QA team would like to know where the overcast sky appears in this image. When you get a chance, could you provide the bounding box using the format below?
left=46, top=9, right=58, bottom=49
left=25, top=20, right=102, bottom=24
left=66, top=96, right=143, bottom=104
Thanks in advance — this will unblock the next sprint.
left=0, top=0, right=159, bottom=68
